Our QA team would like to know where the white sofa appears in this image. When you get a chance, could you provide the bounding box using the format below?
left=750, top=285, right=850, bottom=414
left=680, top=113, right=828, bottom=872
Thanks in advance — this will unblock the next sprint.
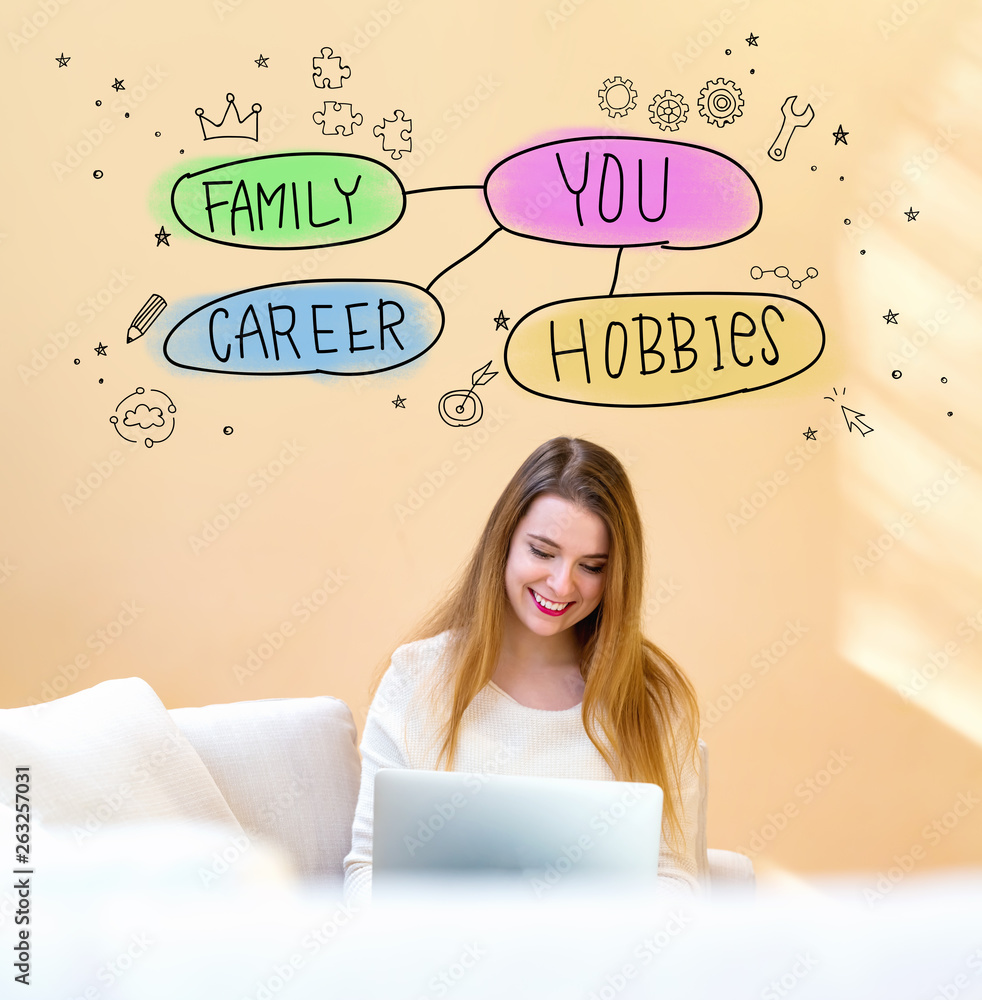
left=167, top=690, right=755, bottom=896
left=0, top=676, right=751, bottom=894
left=6, top=679, right=982, bottom=999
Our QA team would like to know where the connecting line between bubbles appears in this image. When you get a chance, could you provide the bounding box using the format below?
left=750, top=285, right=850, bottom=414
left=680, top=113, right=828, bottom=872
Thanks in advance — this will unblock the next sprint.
left=426, top=227, right=503, bottom=293
left=610, top=247, right=625, bottom=296
left=406, top=184, right=485, bottom=196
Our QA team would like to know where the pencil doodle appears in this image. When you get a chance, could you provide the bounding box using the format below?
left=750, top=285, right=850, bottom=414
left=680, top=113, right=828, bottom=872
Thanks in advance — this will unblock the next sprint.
left=128, top=294, right=167, bottom=344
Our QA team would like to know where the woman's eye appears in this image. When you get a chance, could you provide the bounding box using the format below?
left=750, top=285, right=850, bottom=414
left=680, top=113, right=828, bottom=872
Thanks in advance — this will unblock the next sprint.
left=530, top=546, right=550, bottom=558
left=583, top=564, right=605, bottom=575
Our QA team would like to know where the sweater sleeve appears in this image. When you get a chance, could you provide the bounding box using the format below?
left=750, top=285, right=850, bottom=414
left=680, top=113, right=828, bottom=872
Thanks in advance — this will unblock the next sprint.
left=342, top=640, right=438, bottom=910
left=655, top=717, right=704, bottom=900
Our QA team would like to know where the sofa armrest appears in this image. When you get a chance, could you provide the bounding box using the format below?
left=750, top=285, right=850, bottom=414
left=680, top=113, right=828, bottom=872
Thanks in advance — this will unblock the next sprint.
left=707, top=848, right=755, bottom=896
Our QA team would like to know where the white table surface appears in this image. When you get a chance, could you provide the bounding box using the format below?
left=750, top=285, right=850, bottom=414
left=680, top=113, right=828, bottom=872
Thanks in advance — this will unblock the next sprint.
left=17, top=822, right=982, bottom=999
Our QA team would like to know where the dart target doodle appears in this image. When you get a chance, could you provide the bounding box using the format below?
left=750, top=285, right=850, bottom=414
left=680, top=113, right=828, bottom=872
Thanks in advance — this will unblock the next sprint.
left=438, top=389, right=483, bottom=427
left=438, top=360, right=497, bottom=427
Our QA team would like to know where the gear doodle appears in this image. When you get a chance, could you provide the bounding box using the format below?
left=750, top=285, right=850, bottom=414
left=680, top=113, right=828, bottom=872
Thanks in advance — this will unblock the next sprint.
left=312, top=102, right=363, bottom=136
left=697, top=78, right=744, bottom=127
left=648, top=90, right=688, bottom=132
left=110, top=387, right=176, bottom=448
left=598, top=76, right=637, bottom=118
left=373, top=110, right=412, bottom=159
left=311, top=46, right=350, bottom=89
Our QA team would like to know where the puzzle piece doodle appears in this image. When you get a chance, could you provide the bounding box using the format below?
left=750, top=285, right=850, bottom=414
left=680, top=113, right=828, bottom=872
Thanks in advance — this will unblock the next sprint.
left=313, top=102, right=363, bottom=136
left=373, top=110, right=412, bottom=160
left=312, top=46, right=350, bottom=89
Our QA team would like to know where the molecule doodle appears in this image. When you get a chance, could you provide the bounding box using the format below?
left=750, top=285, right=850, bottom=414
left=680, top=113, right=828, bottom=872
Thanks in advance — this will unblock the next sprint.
left=750, top=265, right=818, bottom=290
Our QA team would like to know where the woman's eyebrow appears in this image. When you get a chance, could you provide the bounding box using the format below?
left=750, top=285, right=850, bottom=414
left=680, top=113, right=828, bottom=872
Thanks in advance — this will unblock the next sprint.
left=526, top=533, right=609, bottom=560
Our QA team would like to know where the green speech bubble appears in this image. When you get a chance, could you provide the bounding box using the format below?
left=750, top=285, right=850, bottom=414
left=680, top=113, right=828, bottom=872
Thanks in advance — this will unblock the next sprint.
left=170, top=152, right=405, bottom=250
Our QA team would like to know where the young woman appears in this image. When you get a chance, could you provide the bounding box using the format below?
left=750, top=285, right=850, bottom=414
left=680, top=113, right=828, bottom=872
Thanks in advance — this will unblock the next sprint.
left=343, top=436, right=702, bottom=906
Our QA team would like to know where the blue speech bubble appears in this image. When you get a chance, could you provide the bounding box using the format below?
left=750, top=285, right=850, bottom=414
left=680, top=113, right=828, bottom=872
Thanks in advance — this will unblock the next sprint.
left=164, top=279, right=444, bottom=376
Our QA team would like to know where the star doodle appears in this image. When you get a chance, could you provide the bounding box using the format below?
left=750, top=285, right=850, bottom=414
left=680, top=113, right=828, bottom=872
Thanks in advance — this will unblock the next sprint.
left=112, top=78, right=125, bottom=92
left=493, top=310, right=510, bottom=331
left=833, top=125, right=849, bottom=145
left=94, top=342, right=108, bottom=357
left=803, top=427, right=817, bottom=441
left=392, top=395, right=406, bottom=409
left=255, top=54, right=269, bottom=68
left=55, top=53, right=70, bottom=67
left=905, top=207, right=919, bottom=222
left=155, top=226, right=171, bottom=246
left=746, top=33, right=759, bottom=45
left=883, top=309, right=899, bottom=324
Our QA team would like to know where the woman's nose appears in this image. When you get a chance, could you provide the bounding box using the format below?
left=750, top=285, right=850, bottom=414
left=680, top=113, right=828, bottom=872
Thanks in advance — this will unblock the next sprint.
left=547, top=561, right=575, bottom=598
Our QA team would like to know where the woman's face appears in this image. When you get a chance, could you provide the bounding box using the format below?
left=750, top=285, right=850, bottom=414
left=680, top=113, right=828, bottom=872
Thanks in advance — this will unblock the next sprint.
left=503, top=494, right=609, bottom=642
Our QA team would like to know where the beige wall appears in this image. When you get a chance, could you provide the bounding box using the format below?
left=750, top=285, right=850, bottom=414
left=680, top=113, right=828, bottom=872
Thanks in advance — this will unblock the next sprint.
left=2, top=0, right=980, bottom=884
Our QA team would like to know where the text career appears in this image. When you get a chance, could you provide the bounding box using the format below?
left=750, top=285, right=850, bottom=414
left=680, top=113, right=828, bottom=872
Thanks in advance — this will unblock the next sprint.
left=164, top=280, right=443, bottom=376
left=206, top=298, right=408, bottom=363
left=503, top=292, right=825, bottom=407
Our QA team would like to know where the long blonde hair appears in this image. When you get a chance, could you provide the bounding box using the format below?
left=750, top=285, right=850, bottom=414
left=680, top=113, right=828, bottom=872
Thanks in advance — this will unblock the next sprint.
left=370, top=437, right=700, bottom=851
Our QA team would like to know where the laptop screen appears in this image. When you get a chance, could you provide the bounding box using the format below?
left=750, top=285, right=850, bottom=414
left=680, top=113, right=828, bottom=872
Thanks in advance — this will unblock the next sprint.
left=373, top=768, right=662, bottom=895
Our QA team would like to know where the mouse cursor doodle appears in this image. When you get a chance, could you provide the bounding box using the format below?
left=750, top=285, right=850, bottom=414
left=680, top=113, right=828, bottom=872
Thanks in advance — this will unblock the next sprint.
left=841, top=406, right=874, bottom=436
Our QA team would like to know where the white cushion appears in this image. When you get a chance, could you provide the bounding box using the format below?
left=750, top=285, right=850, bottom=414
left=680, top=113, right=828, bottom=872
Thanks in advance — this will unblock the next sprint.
left=169, top=695, right=361, bottom=886
left=0, top=678, right=241, bottom=840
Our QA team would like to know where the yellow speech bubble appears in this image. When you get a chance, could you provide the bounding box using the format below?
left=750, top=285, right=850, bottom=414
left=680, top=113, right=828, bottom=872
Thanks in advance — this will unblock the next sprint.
left=504, top=292, right=825, bottom=406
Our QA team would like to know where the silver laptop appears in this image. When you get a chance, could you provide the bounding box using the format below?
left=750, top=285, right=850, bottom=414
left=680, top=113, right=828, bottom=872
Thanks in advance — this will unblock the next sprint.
left=373, top=768, right=662, bottom=898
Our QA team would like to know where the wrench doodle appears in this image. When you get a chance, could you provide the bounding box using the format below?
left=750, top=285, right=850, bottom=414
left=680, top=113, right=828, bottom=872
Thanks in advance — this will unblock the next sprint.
left=768, top=95, right=815, bottom=162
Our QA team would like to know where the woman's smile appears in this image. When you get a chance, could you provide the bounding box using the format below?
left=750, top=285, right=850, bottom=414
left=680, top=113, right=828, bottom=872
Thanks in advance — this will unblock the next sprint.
left=529, top=588, right=573, bottom=615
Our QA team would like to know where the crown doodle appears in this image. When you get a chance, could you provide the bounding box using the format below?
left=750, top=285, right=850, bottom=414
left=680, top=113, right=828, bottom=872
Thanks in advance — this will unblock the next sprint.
left=195, top=93, right=262, bottom=141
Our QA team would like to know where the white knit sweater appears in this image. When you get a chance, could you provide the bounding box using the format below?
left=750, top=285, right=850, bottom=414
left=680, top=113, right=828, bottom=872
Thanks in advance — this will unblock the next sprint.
left=342, top=631, right=703, bottom=908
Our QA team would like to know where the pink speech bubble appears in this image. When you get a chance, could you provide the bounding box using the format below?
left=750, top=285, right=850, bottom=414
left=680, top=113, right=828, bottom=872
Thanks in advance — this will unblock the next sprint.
left=484, top=135, right=761, bottom=249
